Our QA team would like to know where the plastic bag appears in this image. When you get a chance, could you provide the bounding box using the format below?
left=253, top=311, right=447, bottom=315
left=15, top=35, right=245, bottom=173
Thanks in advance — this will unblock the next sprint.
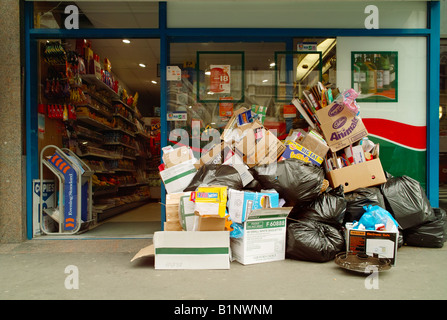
left=403, top=208, right=447, bottom=248
left=230, top=222, right=244, bottom=239
left=184, top=164, right=243, bottom=192
left=344, top=187, right=386, bottom=224
left=289, top=185, right=346, bottom=228
left=250, top=158, right=325, bottom=206
left=353, top=205, right=399, bottom=230
left=380, top=175, right=436, bottom=230
left=286, top=219, right=345, bottom=262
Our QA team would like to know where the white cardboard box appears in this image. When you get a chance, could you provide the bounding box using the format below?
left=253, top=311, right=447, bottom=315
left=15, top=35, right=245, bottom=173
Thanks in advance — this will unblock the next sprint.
left=131, top=231, right=230, bottom=269
left=231, top=207, right=291, bottom=265
left=159, top=159, right=197, bottom=194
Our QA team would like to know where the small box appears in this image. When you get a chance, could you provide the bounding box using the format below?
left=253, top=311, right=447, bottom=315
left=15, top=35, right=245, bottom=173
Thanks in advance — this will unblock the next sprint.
left=159, top=159, right=197, bottom=194
left=299, top=130, right=329, bottom=159
left=279, top=140, right=323, bottom=166
left=227, top=189, right=280, bottom=224
left=178, top=193, right=195, bottom=231
left=192, top=186, right=228, bottom=217
left=231, top=207, right=291, bottom=265
left=316, top=101, right=368, bottom=152
left=131, top=231, right=230, bottom=269
left=326, top=157, right=386, bottom=193
left=345, top=222, right=399, bottom=266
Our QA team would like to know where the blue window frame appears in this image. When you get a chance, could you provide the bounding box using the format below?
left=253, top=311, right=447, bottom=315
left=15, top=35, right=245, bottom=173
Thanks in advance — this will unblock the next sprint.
left=24, top=1, right=441, bottom=239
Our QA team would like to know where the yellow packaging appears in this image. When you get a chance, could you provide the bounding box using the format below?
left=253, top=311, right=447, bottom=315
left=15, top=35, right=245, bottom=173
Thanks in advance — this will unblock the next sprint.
left=192, top=186, right=228, bottom=217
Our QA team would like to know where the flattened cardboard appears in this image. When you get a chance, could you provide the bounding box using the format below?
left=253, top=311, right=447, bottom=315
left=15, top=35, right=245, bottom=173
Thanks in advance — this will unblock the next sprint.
left=326, top=158, right=386, bottom=193
left=316, top=101, right=368, bottom=152
left=159, top=159, right=197, bottom=194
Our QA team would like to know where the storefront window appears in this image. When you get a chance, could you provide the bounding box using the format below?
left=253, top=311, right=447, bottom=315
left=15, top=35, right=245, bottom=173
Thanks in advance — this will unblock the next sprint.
left=439, top=39, right=447, bottom=204
left=33, top=1, right=159, bottom=29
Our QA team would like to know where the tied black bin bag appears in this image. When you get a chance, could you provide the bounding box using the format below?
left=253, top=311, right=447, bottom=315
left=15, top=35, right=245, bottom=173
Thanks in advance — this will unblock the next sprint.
left=343, top=187, right=386, bottom=224
left=380, top=175, right=436, bottom=230
left=250, top=158, right=324, bottom=206
left=289, top=185, right=347, bottom=228
left=403, top=208, right=447, bottom=248
left=183, top=164, right=244, bottom=192
left=286, top=219, right=345, bottom=262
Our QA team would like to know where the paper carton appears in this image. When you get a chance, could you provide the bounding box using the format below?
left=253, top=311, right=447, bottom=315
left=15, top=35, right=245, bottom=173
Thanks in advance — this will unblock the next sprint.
left=193, top=214, right=226, bottom=231
left=192, top=186, right=228, bottom=217
left=131, top=231, right=230, bottom=269
left=227, top=189, right=279, bottom=224
left=231, top=207, right=292, bottom=265
left=345, top=222, right=398, bottom=266
left=279, top=140, right=323, bottom=166
left=164, top=192, right=191, bottom=231
left=159, top=158, right=197, bottom=194
left=178, top=193, right=195, bottom=231
left=326, top=157, right=386, bottom=193
left=299, top=130, right=329, bottom=159
left=316, top=101, right=368, bottom=152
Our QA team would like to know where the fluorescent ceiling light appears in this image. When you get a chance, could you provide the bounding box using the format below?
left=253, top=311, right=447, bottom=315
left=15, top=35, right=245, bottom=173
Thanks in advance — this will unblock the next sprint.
left=296, top=38, right=336, bottom=82
left=122, top=39, right=131, bottom=44
left=269, top=62, right=275, bottom=67
left=139, top=63, right=146, bottom=68
left=151, top=80, right=157, bottom=84
left=262, top=79, right=268, bottom=83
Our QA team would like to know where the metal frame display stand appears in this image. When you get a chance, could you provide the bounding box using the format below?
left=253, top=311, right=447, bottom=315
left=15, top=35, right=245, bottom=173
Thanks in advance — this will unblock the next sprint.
left=39, top=145, right=94, bottom=235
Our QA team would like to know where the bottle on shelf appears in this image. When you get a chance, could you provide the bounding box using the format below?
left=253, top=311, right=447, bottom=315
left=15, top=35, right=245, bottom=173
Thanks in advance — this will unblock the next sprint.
left=374, top=54, right=384, bottom=93
left=364, top=54, right=377, bottom=94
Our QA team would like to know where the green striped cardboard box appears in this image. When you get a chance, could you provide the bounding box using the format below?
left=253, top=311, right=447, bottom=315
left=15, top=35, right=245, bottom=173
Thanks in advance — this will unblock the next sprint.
left=159, top=159, right=197, bottom=194
left=132, top=231, right=230, bottom=269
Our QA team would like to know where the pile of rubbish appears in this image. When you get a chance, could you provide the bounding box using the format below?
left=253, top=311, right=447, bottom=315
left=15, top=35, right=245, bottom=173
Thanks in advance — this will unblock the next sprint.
left=139, top=83, right=446, bottom=269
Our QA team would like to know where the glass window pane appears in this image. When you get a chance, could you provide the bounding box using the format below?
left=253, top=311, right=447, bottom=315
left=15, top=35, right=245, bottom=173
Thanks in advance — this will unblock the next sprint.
left=33, top=2, right=159, bottom=29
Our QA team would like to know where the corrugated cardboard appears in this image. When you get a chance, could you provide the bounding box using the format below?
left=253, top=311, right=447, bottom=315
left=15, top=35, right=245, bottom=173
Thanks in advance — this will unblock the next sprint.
left=231, top=207, right=291, bottom=265
left=131, top=231, right=230, bottom=269
left=300, top=131, right=329, bottom=159
left=193, top=214, right=226, bottom=231
left=234, top=121, right=285, bottom=168
left=326, top=158, right=386, bottom=193
left=316, top=101, right=368, bottom=152
left=280, top=140, right=323, bottom=166
left=162, top=146, right=194, bottom=168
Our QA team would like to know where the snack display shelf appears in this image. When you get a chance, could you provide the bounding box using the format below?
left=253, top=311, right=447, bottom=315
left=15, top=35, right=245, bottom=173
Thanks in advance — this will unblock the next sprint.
left=76, top=103, right=113, bottom=119
left=112, top=99, right=136, bottom=114
left=104, top=141, right=136, bottom=149
left=77, top=115, right=113, bottom=130
left=113, top=113, right=136, bottom=126
left=81, top=74, right=119, bottom=100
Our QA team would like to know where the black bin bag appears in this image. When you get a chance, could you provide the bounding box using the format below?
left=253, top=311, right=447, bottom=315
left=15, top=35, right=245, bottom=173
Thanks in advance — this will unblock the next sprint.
left=403, top=208, right=447, bottom=248
left=184, top=164, right=243, bottom=192
left=343, top=187, right=386, bottom=224
left=380, top=175, right=436, bottom=230
left=286, top=219, right=345, bottom=263
left=250, top=158, right=324, bottom=206
left=289, top=185, right=347, bottom=228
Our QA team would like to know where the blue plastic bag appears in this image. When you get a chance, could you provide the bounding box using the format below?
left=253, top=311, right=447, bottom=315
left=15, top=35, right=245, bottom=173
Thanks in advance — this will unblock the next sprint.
left=230, top=222, right=244, bottom=238
left=353, top=205, right=399, bottom=230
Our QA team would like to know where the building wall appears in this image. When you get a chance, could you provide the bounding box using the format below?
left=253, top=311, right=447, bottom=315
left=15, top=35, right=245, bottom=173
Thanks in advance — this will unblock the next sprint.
left=0, top=0, right=26, bottom=243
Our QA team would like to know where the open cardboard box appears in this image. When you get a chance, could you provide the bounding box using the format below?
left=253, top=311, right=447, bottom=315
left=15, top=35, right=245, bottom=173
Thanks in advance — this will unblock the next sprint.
left=326, top=156, right=387, bottom=193
left=131, top=231, right=230, bottom=269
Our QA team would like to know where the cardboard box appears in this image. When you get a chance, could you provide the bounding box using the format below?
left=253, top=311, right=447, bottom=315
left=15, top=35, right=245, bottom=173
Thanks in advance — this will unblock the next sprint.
left=326, top=157, right=386, bottom=193
left=164, top=192, right=190, bottom=231
left=159, top=159, right=197, bottom=194
left=227, top=189, right=279, bottom=224
left=279, top=140, right=323, bottom=166
left=345, top=222, right=398, bottom=266
left=220, top=107, right=251, bottom=141
left=234, top=121, right=285, bottom=168
left=193, top=214, right=226, bottom=231
left=316, top=101, right=368, bottom=152
left=162, top=146, right=194, bottom=168
left=300, top=130, right=329, bottom=159
left=194, top=142, right=226, bottom=169
left=131, top=231, right=230, bottom=269
left=231, top=207, right=292, bottom=265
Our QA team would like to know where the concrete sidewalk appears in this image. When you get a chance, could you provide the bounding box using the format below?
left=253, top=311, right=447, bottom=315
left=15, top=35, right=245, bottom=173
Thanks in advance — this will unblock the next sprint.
left=0, top=238, right=446, bottom=300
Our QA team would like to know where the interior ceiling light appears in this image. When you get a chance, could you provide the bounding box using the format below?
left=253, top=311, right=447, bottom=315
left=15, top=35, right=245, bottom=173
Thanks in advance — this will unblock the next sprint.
left=151, top=80, right=158, bottom=84
left=139, top=63, right=146, bottom=68
left=262, top=79, right=268, bottom=83
left=269, top=62, right=276, bottom=67
left=122, top=39, right=131, bottom=44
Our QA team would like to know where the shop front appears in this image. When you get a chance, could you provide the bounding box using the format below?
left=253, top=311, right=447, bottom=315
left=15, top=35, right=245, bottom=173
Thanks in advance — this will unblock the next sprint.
left=21, top=1, right=441, bottom=240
